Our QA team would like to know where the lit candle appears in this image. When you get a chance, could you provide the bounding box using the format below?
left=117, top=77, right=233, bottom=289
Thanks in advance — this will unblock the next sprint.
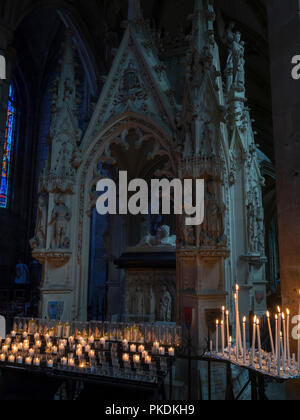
left=133, top=354, right=140, bottom=364
left=235, top=285, right=242, bottom=354
left=68, top=358, right=75, bottom=367
left=252, top=316, right=257, bottom=364
left=287, top=309, right=291, bottom=369
left=88, top=350, right=95, bottom=359
left=266, top=311, right=275, bottom=358
left=0, top=354, right=5, bottom=362
left=159, top=347, right=165, bottom=356
left=243, top=317, right=247, bottom=365
left=277, top=307, right=282, bottom=375
left=152, top=341, right=159, bottom=354
left=8, top=355, right=15, bottom=364
left=130, top=344, right=137, bottom=353
left=25, top=357, right=32, bottom=366
left=52, top=346, right=58, bottom=355
left=17, top=356, right=23, bottom=365
left=145, top=355, right=152, bottom=365
left=61, top=357, right=67, bottom=366
left=47, top=359, right=54, bottom=368
left=29, top=348, right=35, bottom=357
left=221, top=320, right=225, bottom=355
left=275, top=314, right=278, bottom=361
left=89, top=335, right=95, bottom=344
left=12, top=345, right=18, bottom=355
left=168, top=347, right=175, bottom=357
left=11, top=331, right=16, bottom=338
left=256, top=319, right=262, bottom=369
left=122, top=353, right=130, bottom=363
left=76, top=348, right=82, bottom=357
left=216, top=320, right=219, bottom=353
left=2, top=345, right=8, bottom=353
left=122, top=339, right=129, bottom=351
left=282, top=312, right=287, bottom=370
left=138, top=345, right=145, bottom=354
left=226, top=310, right=230, bottom=348
left=221, top=306, right=225, bottom=326
left=34, top=357, right=41, bottom=367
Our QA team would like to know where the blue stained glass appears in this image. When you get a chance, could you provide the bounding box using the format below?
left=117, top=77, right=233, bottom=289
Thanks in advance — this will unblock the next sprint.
left=0, top=84, right=16, bottom=208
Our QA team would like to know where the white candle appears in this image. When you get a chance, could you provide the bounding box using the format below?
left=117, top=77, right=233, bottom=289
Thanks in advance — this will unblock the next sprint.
left=89, top=350, right=95, bottom=359
left=243, top=317, right=247, bottom=365
left=130, top=344, right=137, bottom=353
left=287, top=309, right=291, bottom=369
left=17, top=356, right=23, bottom=364
left=234, top=293, right=239, bottom=356
left=216, top=320, right=219, bottom=353
left=138, top=345, right=145, bottom=354
left=68, top=358, right=75, bottom=367
left=226, top=311, right=230, bottom=348
left=235, top=285, right=242, bottom=353
left=159, top=347, right=165, bottom=356
left=34, top=357, right=41, bottom=367
left=8, top=355, right=15, bottom=364
left=277, top=307, right=282, bottom=375
left=252, top=316, right=257, bottom=364
left=133, top=354, right=140, bottom=364
left=221, top=320, right=225, bottom=355
left=282, top=312, right=287, bottom=371
left=256, top=319, right=262, bottom=369
left=275, top=314, right=278, bottom=361
left=145, top=355, right=151, bottom=365
left=123, top=353, right=130, bottom=363
left=61, top=357, right=67, bottom=366
left=47, top=359, right=54, bottom=368
left=168, top=347, right=175, bottom=357
left=25, top=357, right=32, bottom=366
left=0, top=354, right=5, bottom=362
left=266, top=311, right=275, bottom=358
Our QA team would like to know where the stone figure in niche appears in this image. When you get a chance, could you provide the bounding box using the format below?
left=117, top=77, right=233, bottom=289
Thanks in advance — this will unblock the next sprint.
left=30, top=195, right=47, bottom=250
left=48, top=196, right=72, bottom=249
left=225, top=23, right=245, bottom=93
left=200, top=180, right=226, bottom=246
left=159, top=286, right=172, bottom=322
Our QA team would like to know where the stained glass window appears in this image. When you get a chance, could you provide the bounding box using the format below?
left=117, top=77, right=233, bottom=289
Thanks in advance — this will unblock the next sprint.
left=0, top=84, right=17, bottom=208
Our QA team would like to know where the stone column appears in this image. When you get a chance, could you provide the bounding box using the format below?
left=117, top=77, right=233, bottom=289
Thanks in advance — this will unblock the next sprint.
left=267, top=0, right=300, bottom=352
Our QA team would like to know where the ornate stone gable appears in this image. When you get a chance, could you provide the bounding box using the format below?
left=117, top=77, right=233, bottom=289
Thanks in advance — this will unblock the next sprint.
left=82, top=23, right=178, bottom=151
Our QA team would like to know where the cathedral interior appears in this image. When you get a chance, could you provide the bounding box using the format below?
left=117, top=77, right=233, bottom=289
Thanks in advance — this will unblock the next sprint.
left=0, top=0, right=299, bottom=402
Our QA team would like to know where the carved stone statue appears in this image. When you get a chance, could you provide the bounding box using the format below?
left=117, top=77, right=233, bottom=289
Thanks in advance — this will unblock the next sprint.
left=159, top=286, right=172, bottom=322
left=48, top=196, right=72, bottom=249
left=30, top=195, right=47, bottom=250
left=225, top=23, right=245, bottom=93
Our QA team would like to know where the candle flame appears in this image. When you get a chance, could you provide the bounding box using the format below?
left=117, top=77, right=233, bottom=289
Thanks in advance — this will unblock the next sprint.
left=221, top=306, right=225, bottom=312
left=266, top=311, right=270, bottom=318
left=275, top=314, right=278, bottom=320
left=236, top=284, right=240, bottom=292
left=243, top=316, right=247, bottom=323
left=256, top=318, right=260, bottom=325
left=282, top=312, right=285, bottom=320
left=287, top=309, right=290, bottom=315
left=277, top=306, right=281, bottom=313
left=221, top=320, right=224, bottom=325
left=253, top=315, right=257, bottom=323
left=216, top=319, right=219, bottom=325
left=226, top=310, right=229, bottom=316
left=280, top=331, right=283, bottom=338
left=234, top=293, right=237, bottom=300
